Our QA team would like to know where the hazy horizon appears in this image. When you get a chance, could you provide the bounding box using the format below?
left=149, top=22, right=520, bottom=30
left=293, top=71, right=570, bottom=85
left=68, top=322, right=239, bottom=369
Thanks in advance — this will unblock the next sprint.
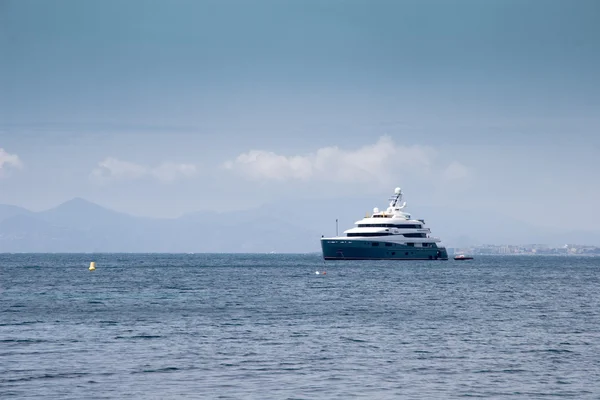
left=2, top=0, right=599, bottom=236
left=2, top=193, right=599, bottom=252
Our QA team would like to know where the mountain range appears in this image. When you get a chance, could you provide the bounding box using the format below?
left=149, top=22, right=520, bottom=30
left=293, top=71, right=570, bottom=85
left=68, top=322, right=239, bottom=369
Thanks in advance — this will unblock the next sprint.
left=0, top=197, right=598, bottom=253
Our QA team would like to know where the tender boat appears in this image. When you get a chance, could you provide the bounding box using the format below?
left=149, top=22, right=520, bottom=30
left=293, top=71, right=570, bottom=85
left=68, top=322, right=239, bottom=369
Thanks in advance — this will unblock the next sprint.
left=320, top=186, right=448, bottom=260
left=453, top=254, right=474, bottom=260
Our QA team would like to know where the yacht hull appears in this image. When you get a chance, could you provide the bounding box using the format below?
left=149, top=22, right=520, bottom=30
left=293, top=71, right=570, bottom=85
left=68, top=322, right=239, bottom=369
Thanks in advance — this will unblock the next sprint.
left=321, top=239, right=448, bottom=260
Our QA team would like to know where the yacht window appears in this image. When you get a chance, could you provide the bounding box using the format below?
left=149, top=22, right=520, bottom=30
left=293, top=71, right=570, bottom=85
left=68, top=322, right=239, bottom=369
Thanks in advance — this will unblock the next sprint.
left=347, top=232, right=391, bottom=237
left=372, top=242, right=379, bottom=246
left=404, top=233, right=426, bottom=238
left=357, top=223, right=394, bottom=228
left=357, top=223, right=423, bottom=228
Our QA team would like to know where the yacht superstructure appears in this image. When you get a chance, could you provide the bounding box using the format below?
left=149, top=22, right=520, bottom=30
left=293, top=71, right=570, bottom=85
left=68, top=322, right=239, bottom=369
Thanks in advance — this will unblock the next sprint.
left=320, top=187, right=448, bottom=260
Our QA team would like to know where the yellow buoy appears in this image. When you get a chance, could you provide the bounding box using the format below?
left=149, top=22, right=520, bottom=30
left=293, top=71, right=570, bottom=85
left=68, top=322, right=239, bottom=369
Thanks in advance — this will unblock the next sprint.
left=89, top=262, right=96, bottom=271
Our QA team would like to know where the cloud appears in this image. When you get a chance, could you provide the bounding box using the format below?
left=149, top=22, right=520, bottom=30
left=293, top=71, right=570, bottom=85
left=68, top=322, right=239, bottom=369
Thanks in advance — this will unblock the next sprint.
left=223, top=136, right=438, bottom=183
left=90, top=157, right=197, bottom=184
left=152, top=162, right=198, bottom=182
left=0, top=148, right=23, bottom=178
left=90, top=158, right=146, bottom=182
left=223, top=151, right=313, bottom=181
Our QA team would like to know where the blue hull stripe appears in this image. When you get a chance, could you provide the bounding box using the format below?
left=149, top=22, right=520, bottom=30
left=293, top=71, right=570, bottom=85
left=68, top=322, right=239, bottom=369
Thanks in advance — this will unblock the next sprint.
left=321, top=239, right=449, bottom=261
left=323, top=257, right=448, bottom=261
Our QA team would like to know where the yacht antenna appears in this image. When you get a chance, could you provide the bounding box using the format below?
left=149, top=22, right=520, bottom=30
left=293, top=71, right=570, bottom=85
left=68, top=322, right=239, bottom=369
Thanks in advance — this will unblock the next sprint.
left=336, top=219, right=338, bottom=237
left=389, top=187, right=403, bottom=207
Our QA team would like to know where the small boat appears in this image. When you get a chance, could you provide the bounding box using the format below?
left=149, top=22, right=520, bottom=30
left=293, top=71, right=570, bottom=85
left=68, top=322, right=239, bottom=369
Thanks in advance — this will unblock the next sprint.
left=454, top=254, right=473, bottom=260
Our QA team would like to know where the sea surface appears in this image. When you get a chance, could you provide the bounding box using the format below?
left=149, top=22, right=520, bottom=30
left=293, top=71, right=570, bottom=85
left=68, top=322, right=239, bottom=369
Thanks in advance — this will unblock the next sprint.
left=1, top=253, right=599, bottom=399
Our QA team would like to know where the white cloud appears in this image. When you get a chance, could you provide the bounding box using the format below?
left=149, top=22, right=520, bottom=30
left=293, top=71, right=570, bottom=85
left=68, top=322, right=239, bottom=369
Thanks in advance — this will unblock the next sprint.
left=223, top=136, right=437, bottom=183
left=90, top=157, right=197, bottom=184
left=152, top=162, right=198, bottom=182
left=0, top=148, right=23, bottom=178
left=90, top=158, right=147, bottom=182
left=223, top=151, right=313, bottom=181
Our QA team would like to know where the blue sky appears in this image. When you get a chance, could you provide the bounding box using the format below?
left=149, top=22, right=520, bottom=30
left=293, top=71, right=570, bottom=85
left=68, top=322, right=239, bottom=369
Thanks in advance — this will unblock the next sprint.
left=1, top=0, right=599, bottom=230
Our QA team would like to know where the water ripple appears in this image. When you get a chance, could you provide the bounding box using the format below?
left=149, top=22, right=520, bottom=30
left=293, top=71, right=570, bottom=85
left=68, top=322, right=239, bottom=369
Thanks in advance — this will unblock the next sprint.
left=1, top=253, right=600, bottom=399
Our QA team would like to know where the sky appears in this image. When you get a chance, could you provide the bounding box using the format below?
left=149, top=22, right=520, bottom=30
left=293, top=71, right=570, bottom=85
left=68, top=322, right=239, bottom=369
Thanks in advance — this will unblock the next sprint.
left=1, top=0, right=599, bottom=231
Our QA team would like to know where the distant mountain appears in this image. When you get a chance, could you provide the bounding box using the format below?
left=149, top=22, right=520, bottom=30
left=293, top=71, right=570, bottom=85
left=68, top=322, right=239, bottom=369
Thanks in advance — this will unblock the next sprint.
left=0, top=197, right=598, bottom=252
left=0, top=214, right=92, bottom=252
left=37, top=197, right=140, bottom=230
left=0, top=198, right=323, bottom=253
left=0, top=204, right=33, bottom=222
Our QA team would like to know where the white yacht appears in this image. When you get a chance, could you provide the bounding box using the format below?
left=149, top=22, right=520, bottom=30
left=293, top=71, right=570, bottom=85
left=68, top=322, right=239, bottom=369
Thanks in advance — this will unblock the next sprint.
left=320, top=187, right=448, bottom=260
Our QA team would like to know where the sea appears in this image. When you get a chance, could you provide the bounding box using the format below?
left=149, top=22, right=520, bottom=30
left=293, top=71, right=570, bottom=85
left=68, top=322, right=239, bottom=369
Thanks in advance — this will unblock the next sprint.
left=1, top=253, right=599, bottom=399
